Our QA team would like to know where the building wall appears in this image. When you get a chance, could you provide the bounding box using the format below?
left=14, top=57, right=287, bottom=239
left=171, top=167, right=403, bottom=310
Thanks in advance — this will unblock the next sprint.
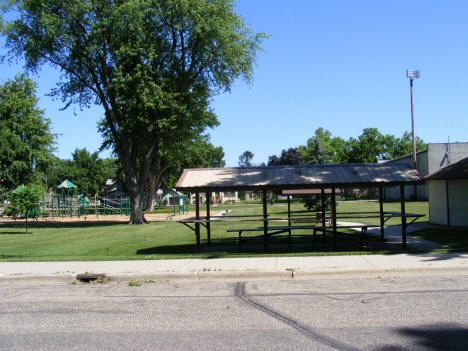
left=428, top=179, right=468, bottom=226
left=190, top=191, right=239, bottom=205
left=447, top=179, right=468, bottom=226
left=427, top=143, right=468, bottom=174
left=384, top=143, right=468, bottom=201
left=428, top=180, right=447, bottom=225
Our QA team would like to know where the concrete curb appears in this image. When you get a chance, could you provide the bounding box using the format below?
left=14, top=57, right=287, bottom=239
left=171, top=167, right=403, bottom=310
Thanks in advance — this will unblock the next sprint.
left=2, top=266, right=468, bottom=283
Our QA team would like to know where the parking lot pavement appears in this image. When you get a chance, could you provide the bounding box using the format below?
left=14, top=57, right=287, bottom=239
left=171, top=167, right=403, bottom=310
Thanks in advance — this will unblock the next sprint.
left=1, top=272, right=467, bottom=350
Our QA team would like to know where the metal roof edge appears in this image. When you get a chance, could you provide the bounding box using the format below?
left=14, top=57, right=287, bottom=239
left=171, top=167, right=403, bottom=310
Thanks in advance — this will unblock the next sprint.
left=179, top=162, right=416, bottom=172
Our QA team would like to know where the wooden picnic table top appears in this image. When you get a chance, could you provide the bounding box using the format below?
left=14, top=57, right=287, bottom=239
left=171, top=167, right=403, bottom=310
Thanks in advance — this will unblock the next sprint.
left=177, top=210, right=424, bottom=224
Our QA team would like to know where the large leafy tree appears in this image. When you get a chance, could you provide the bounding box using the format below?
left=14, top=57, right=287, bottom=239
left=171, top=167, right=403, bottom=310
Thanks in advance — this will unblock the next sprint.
left=47, top=148, right=109, bottom=196
left=267, top=148, right=304, bottom=166
left=387, top=131, right=426, bottom=159
left=0, top=74, right=55, bottom=193
left=238, top=150, right=254, bottom=167
left=3, top=0, right=265, bottom=223
left=146, top=136, right=225, bottom=210
left=298, top=128, right=426, bottom=165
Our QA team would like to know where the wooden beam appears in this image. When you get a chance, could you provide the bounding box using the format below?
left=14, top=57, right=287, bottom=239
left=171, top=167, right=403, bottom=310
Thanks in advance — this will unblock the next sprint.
left=206, top=191, right=211, bottom=245
left=321, top=188, right=326, bottom=239
left=263, top=189, right=268, bottom=250
left=400, top=185, right=407, bottom=249
left=445, top=180, right=451, bottom=226
left=195, top=192, right=200, bottom=252
left=287, top=194, right=292, bottom=249
left=331, top=187, right=337, bottom=248
left=379, top=186, right=384, bottom=240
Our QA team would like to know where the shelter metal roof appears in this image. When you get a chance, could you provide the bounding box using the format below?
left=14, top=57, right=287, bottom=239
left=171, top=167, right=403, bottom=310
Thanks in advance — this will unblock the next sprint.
left=425, top=156, right=468, bottom=181
left=176, top=163, right=423, bottom=192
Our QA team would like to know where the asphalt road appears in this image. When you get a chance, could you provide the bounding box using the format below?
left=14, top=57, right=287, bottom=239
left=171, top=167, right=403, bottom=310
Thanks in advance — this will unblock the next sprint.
left=1, top=273, right=467, bottom=351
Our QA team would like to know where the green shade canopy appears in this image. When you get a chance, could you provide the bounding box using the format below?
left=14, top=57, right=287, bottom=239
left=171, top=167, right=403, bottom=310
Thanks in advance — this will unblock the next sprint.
left=57, top=179, right=77, bottom=189
left=12, top=184, right=25, bottom=193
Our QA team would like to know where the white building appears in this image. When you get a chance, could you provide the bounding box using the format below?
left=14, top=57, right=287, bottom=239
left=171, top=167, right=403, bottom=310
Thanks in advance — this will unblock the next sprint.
left=426, top=156, right=468, bottom=226
left=384, top=142, right=468, bottom=200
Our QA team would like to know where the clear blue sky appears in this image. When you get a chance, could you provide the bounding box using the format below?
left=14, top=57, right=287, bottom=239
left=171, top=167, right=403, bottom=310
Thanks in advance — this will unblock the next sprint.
left=2, top=0, right=468, bottom=166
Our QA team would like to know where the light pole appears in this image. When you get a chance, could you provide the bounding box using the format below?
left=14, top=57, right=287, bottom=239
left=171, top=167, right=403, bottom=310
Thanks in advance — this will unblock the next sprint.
left=406, top=69, right=420, bottom=170
left=407, top=69, right=420, bottom=200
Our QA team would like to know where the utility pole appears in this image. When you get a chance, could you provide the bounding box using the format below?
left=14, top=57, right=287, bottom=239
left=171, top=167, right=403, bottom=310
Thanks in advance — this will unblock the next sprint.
left=407, top=69, right=420, bottom=200
left=406, top=70, right=420, bottom=169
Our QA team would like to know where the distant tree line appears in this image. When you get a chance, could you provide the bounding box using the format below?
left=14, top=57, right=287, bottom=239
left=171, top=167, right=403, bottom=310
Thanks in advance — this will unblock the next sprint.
left=267, top=127, right=426, bottom=166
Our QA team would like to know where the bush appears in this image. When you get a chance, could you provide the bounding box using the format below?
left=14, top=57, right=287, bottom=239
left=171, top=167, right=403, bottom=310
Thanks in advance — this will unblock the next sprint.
left=300, top=195, right=332, bottom=211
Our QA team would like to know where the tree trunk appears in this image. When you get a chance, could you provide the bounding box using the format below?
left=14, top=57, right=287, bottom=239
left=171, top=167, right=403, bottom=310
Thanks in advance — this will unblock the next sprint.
left=146, top=173, right=157, bottom=211
left=145, top=163, right=171, bottom=211
left=129, top=186, right=147, bottom=224
left=120, top=148, right=150, bottom=225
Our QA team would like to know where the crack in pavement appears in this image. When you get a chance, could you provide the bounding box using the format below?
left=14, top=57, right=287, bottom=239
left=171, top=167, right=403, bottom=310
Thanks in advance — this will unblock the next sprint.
left=234, top=282, right=363, bottom=351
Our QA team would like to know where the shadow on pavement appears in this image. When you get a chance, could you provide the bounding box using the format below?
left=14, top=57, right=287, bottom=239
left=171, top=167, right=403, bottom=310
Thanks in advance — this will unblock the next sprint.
left=376, top=323, right=468, bottom=351
left=421, top=252, right=468, bottom=261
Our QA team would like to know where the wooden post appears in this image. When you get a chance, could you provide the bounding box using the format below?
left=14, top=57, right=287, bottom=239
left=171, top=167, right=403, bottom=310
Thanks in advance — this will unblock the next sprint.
left=331, top=187, right=337, bottom=248
left=400, top=185, right=407, bottom=249
left=206, top=191, right=211, bottom=246
left=379, top=186, right=384, bottom=241
left=195, top=192, right=201, bottom=252
left=287, top=194, right=291, bottom=249
left=321, top=188, right=326, bottom=239
left=263, top=189, right=268, bottom=250
left=445, top=180, right=451, bottom=226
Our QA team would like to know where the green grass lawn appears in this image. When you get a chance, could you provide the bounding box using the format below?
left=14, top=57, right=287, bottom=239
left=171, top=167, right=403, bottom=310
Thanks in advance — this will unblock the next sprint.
left=0, top=200, right=429, bottom=261
left=411, top=227, right=468, bottom=251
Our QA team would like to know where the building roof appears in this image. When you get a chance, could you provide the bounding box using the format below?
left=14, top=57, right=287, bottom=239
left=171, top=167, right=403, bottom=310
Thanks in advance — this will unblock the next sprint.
left=176, top=163, right=423, bottom=192
left=425, top=156, right=468, bottom=181
left=57, top=179, right=77, bottom=189
left=282, top=189, right=341, bottom=195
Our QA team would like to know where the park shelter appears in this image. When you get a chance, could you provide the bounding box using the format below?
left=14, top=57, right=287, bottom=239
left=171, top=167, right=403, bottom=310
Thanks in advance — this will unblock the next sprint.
left=176, top=163, right=424, bottom=250
left=426, top=156, right=468, bottom=226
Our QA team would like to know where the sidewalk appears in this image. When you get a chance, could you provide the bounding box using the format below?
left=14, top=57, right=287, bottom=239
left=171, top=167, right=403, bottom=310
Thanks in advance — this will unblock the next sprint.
left=1, top=252, right=467, bottom=281
left=338, top=221, right=446, bottom=250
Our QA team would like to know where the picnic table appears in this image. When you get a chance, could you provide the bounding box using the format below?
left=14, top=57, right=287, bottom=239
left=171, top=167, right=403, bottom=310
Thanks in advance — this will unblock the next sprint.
left=178, top=210, right=424, bottom=252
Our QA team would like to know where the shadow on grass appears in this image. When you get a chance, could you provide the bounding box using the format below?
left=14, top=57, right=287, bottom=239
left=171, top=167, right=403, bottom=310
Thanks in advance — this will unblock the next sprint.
left=376, top=323, right=468, bottom=351
left=0, top=221, right=126, bottom=229
left=137, top=235, right=410, bottom=257
left=0, top=254, right=26, bottom=259
left=0, top=231, right=31, bottom=235
left=409, top=227, right=468, bottom=259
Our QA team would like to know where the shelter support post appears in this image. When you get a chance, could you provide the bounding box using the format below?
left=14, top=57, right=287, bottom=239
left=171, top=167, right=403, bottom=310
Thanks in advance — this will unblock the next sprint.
left=287, top=195, right=291, bottom=249
left=206, top=192, right=211, bottom=246
left=195, top=192, right=201, bottom=252
left=331, top=187, right=337, bottom=248
left=321, top=188, right=326, bottom=241
left=400, top=185, right=407, bottom=249
left=263, top=189, right=268, bottom=250
left=445, top=180, right=451, bottom=226
left=379, top=186, right=384, bottom=240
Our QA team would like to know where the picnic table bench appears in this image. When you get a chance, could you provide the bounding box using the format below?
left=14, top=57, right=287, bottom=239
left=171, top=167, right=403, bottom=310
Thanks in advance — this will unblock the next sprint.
left=226, top=224, right=370, bottom=249
left=178, top=210, right=424, bottom=251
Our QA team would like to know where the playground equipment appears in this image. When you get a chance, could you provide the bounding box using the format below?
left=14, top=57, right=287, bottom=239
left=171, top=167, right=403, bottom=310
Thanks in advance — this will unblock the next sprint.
left=3, top=179, right=188, bottom=220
